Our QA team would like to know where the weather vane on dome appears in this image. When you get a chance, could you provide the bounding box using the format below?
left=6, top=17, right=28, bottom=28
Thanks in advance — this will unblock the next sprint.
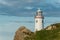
left=37, top=8, right=41, bottom=12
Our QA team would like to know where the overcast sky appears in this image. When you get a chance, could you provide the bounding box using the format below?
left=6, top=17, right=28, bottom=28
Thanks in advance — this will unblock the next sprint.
left=0, top=0, right=60, bottom=40
left=0, top=0, right=60, bottom=17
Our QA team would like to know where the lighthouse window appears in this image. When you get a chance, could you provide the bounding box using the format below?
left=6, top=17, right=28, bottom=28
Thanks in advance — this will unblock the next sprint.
left=36, top=20, right=38, bottom=23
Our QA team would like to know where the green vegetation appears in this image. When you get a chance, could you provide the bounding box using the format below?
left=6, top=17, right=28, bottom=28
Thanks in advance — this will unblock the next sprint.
left=35, top=23, right=60, bottom=40
left=36, top=29, right=60, bottom=40
left=24, top=33, right=35, bottom=40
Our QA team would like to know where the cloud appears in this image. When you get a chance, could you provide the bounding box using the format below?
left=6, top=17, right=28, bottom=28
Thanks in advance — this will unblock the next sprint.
left=0, top=0, right=60, bottom=8
left=0, top=0, right=12, bottom=6
left=0, top=0, right=40, bottom=7
left=0, top=13, right=8, bottom=15
left=0, top=0, right=60, bottom=17
left=10, top=21, right=34, bottom=23
left=42, top=0, right=60, bottom=8
left=24, top=7, right=34, bottom=10
left=22, top=0, right=34, bottom=3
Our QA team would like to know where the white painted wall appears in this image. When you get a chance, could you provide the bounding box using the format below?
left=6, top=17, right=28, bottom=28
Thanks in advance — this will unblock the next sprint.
left=35, top=18, right=43, bottom=31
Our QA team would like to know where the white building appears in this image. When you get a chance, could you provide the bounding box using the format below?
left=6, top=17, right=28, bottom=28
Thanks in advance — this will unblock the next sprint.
left=35, top=8, right=44, bottom=31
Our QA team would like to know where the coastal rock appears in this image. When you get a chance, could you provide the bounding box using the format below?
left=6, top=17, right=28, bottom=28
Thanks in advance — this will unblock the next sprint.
left=14, top=26, right=33, bottom=40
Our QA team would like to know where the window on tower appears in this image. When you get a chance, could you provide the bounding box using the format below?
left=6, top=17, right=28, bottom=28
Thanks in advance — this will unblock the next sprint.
left=36, top=20, right=38, bottom=23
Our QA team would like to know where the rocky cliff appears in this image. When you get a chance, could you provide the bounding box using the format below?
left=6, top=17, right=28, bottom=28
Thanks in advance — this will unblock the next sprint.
left=14, top=26, right=35, bottom=40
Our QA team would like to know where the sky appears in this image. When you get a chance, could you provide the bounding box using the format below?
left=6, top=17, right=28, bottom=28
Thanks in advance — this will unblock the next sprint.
left=0, top=0, right=60, bottom=40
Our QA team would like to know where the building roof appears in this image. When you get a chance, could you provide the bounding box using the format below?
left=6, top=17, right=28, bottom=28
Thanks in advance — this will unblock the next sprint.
left=37, top=8, right=42, bottom=12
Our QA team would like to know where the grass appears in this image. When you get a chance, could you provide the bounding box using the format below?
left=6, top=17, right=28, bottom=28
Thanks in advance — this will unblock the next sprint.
left=35, top=23, right=60, bottom=40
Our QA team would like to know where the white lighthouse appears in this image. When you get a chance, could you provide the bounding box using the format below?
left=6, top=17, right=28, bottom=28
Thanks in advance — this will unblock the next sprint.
left=35, top=8, right=44, bottom=31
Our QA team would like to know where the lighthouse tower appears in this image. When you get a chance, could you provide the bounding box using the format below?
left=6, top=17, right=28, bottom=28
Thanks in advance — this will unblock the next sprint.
left=35, top=8, right=44, bottom=31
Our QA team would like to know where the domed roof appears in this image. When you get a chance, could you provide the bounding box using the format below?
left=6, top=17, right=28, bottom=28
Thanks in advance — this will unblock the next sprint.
left=37, top=8, right=42, bottom=12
